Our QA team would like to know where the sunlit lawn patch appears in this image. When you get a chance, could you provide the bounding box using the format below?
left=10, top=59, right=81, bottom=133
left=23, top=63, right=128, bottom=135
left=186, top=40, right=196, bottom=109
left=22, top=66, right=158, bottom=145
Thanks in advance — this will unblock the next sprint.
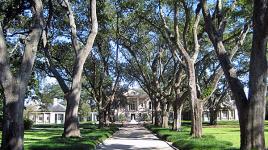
left=9, top=123, right=118, bottom=150
left=24, top=128, right=114, bottom=150
left=146, top=121, right=268, bottom=150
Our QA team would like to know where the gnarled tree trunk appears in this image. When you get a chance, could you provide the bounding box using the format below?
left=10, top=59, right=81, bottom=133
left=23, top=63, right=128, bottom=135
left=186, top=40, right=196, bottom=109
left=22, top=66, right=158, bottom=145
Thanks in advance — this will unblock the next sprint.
left=209, top=108, right=218, bottom=125
left=244, top=2, right=268, bottom=148
left=191, top=100, right=203, bottom=138
left=62, top=0, right=98, bottom=137
left=151, top=100, right=155, bottom=124
left=97, top=104, right=105, bottom=129
left=0, top=1, right=43, bottom=149
left=201, top=0, right=268, bottom=149
left=63, top=90, right=81, bottom=137
left=2, top=83, right=24, bottom=150
left=173, top=104, right=183, bottom=131
left=154, top=100, right=161, bottom=126
left=188, top=62, right=202, bottom=138
left=161, top=102, right=169, bottom=128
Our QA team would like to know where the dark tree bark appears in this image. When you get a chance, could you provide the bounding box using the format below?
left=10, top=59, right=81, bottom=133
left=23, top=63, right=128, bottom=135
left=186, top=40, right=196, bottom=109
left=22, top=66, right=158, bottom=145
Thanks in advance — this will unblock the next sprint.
left=246, top=1, right=268, bottom=148
left=151, top=100, right=155, bottom=124
left=98, top=107, right=106, bottom=129
left=190, top=99, right=203, bottom=137
left=63, top=91, right=81, bottom=137
left=106, top=102, right=112, bottom=124
left=40, top=0, right=98, bottom=137
left=172, top=66, right=185, bottom=131
left=188, top=62, right=202, bottom=137
left=0, top=1, right=43, bottom=149
left=42, top=0, right=97, bottom=137
left=62, top=0, right=98, bottom=137
left=209, top=108, right=218, bottom=125
left=159, top=1, right=202, bottom=137
left=201, top=0, right=268, bottom=149
left=153, top=100, right=161, bottom=126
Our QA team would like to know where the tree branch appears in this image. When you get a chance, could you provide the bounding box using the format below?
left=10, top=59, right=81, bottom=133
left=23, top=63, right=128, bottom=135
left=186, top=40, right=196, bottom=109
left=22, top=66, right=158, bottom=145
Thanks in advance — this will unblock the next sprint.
left=63, top=0, right=80, bottom=54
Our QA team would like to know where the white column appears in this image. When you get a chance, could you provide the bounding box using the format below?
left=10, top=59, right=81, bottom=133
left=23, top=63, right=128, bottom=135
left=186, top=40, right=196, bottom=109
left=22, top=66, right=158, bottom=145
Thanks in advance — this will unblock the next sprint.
left=48, top=113, right=50, bottom=123
left=219, top=110, right=222, bottom=120
left=43, top=113, right=45, bottom=124
left=35, top=113, right=37, bottom=124
left=136, top=98, right=139, bottom=111
left=235, top=109, right=238, bottom=120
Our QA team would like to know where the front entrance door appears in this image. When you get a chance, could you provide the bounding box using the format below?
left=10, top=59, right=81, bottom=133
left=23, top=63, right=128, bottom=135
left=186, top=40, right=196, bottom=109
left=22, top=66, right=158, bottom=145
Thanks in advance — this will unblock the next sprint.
left=55, top=114, right=57, bottom=124
left=131, top=114, right=135, bottom=120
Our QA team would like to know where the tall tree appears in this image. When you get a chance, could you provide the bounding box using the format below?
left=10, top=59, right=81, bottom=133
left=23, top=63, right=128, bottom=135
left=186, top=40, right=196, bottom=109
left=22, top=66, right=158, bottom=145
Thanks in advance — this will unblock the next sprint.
left=201, top=0, right=268, bottom=149
left=156, top=0, right=203, bottom=137
left=41, top=0, right=98, bottom=137
left=0, top=0, right=43, bottom=149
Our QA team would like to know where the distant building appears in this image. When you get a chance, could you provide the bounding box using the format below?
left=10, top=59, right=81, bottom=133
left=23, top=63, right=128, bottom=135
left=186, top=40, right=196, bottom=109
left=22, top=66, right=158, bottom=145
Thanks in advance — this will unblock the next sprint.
left=182, top=100, right=239, bottom=122
left=27, top=98, right=98, bottom=124
left=202, top=100, right=239, bottom=122
left=114, top=89, right=152, bottom=122
left=27, top=98, right=66, bottom=124
left=114, top=89, right=239, bottom=123
left=202, top=108, right=239, bottom=122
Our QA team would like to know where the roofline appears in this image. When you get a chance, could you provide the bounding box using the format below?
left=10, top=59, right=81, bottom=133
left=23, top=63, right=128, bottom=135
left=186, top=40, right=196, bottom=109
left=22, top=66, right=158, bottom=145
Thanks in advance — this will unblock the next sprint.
left=29, top=111, right=65, bottom=113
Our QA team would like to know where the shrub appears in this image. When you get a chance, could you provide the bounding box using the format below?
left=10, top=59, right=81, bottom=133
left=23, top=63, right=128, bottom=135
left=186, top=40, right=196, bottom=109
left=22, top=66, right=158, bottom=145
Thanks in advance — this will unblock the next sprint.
left=118, top=114, right=126, bottom=123
left=24, top=118, right=33, bottom=130
left=141, top=113, right=150, bottom=121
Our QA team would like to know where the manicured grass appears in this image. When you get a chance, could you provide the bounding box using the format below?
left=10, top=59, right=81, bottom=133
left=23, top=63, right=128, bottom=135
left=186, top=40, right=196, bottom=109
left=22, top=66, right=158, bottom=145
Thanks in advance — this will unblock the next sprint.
left=23, top=123, right=117, bottom=150
left=32, top=122, right=98, bottom=129
left=146, top=121, right=268, bottom=150
left=25, top=128, right=114, bottom=150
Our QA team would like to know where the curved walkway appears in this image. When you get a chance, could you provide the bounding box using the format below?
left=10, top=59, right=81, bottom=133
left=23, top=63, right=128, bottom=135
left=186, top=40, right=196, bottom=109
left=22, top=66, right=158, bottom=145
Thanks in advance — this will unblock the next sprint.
left=97, top=125, right=174, bottom=150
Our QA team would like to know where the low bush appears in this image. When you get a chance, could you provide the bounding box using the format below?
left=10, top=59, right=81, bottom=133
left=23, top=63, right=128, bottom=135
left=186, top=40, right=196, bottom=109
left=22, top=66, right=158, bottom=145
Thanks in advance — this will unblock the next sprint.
left=24, top=118, right=34, bottom=130
left=118, top=114, right=126, bottom=123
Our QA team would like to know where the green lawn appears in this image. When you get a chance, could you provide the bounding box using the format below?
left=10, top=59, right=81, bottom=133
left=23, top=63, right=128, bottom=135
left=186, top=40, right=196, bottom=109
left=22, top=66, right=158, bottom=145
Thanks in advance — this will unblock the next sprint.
left=22, top=123, right=118, bottom=150
left=146, top=121, right=268, bottom=150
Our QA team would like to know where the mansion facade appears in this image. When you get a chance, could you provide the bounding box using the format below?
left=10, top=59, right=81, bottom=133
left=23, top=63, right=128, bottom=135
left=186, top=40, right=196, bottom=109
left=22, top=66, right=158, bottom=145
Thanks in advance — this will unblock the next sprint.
left=114, top=89, right=152, bottom=122
left=115, top=89, right=238, bottom=123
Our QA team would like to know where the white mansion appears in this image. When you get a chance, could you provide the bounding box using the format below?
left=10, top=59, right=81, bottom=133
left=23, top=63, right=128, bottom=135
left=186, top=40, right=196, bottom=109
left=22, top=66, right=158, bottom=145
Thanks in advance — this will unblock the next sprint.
left=114, top=89, right=152, bottom=122
left=114, top=89, right=238, bottom=123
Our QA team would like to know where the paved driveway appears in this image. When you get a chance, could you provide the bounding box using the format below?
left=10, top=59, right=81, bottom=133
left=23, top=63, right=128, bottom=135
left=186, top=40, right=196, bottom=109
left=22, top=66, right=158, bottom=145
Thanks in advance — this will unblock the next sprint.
left=97, top=125, right=174, bottom=150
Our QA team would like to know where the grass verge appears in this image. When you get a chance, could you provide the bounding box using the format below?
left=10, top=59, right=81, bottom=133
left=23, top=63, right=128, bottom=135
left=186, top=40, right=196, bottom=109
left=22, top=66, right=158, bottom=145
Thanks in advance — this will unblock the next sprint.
left=146, top=121, right=268, bottom=150
left=24, top=123, right=118, bottom=150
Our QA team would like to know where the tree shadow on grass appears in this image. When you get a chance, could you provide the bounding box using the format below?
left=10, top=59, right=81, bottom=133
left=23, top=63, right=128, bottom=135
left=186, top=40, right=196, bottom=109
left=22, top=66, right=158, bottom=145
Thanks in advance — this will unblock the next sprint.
left=27, top=135, right=97, bottom=150
left=28, top=144, right=92, bottom=150
left=147, top=125, right=236, bottom=150
left=27, top=129, right=113, bottom=150
left=172, top=135, right=234, bottom=150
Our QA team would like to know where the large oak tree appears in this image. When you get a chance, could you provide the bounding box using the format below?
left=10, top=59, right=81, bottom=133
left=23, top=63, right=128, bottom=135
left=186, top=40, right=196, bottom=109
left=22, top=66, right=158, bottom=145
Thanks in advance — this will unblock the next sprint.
left=0, top=0, right=43, bottom=149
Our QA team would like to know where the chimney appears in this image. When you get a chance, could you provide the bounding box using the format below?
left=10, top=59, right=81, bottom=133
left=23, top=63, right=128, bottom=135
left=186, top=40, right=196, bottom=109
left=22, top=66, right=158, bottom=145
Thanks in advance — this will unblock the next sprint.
left=53, top=98, right=58, bottom=105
